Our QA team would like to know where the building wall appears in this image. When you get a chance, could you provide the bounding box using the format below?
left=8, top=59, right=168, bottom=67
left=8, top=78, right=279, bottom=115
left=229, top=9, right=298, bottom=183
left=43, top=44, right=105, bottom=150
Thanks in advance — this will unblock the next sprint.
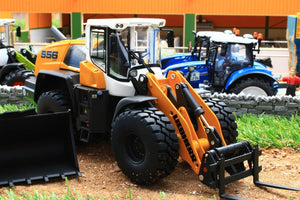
left=3, top=1, right=297, bottom=43
left=1, top=0, right=300, bottom=16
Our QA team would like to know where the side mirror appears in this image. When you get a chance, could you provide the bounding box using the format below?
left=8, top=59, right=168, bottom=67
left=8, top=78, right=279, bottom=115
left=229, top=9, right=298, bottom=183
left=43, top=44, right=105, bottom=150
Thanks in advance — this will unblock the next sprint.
left=220, top=43, right=228, bottom=57
left=16, top=26, right=21, bottom=37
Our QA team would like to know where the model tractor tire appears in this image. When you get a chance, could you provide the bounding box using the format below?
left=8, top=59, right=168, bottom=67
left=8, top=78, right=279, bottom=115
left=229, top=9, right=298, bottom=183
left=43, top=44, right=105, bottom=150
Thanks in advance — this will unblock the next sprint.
left=37, top=89, right=71, bottom=114
left=203, top=97, right=245, bottom=174
left=203, top=97, right=238, bottom=144
left=111, top=107, right=179, bottom=185
left=227, top=77, right=276, bottom=96
left=2, top=69, right=34, bottom=86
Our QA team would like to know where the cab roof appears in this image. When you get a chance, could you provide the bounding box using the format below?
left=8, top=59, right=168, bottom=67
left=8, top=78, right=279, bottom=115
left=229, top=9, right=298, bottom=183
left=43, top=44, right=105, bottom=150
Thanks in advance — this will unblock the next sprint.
left=196, top=31, right=257, bottom=45
left=0, top=19, right=15, bottom=26
left=86, top=18, right=166, bottom=31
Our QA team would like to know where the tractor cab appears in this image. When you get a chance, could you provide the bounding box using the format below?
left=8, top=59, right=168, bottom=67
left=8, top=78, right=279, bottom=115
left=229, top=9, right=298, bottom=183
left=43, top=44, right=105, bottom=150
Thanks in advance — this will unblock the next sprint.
left=0, top=19, right=36, bottom=86
left=0, top=19, right=17, bottom=48
left=206, top=32, right=259, bottom=87
left=0, top=19, right=17, bottom=66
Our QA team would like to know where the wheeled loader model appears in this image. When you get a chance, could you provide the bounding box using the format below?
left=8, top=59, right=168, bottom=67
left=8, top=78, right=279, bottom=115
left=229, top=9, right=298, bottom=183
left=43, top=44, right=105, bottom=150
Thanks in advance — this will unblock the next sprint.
left=19, top=18, right=300, bottom=199
left=0, top=19, right=35, bottom=86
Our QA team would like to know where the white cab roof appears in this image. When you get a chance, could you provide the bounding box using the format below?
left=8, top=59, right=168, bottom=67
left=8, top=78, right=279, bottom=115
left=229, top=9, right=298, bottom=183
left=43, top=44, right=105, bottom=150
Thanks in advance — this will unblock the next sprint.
left=86, top=18, right=165, bottom=31
left=0, top=19, right=15, bottom=26
left=196, top=31, right=257, bottom=45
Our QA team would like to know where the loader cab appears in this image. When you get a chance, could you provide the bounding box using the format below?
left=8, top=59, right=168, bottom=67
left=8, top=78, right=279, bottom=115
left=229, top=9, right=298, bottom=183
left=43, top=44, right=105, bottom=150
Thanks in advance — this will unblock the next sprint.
left=87, top=18, right=164, bottom=86
left=0, top=19, right=15, bottom=48
left=0, top=19, right=19, bottom=67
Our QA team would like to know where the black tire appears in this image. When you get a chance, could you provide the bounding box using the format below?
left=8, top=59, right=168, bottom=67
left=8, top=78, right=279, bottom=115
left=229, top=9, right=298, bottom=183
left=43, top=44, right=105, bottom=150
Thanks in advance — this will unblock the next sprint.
left=203, top=97, right=244, bottom=174
left=227, top=77, right=276, bottom=96
left=2, top=69, right=34, bottom=86
left=203, top=97, right=238, bottom=144
left=37, top=89, right=70, bottom=114
left=111, top=107, right=179, bottom=185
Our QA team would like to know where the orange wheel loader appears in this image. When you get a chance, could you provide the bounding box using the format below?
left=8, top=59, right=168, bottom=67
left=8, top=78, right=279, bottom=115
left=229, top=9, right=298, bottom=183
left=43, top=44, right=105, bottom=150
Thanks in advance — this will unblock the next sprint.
left=17, top=18, right=300, bottom=199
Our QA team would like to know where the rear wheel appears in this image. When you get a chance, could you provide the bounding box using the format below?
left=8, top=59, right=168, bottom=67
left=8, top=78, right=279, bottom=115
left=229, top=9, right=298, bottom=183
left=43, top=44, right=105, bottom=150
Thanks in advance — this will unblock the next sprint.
left=111, top=107, right=179, bottom=185
left=2, top=69, right=34, bottom=86
left=227, top=77, right=276, bottom=96
left=37, top=89, right=70, bottom=114
left=203, top=97, right=243, bottom=174
left=203, top=97, right=238, bottom=144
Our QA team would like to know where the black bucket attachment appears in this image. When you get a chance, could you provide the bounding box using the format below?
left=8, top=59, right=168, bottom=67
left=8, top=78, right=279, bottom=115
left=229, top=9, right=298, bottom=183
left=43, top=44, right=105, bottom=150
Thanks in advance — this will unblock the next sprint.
left=199, top=141, right=300, bottom=200
left=0, top=109, right=81, bottom=186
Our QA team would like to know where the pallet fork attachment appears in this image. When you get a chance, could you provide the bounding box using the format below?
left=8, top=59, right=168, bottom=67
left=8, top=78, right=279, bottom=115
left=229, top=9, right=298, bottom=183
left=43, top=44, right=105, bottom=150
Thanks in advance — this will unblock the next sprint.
left=199, top=142, right=300, bottom=200
left=146, top=71, right=299, bottom=199
left=0, top=109, right=81, bottom=186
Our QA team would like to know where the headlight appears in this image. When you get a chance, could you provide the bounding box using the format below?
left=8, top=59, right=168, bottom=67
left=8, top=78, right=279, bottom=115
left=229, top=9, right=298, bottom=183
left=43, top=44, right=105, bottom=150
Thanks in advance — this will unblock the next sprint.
left=129, top=69, right=138, bottom=77
left=188, top=66, right=196, bottom=72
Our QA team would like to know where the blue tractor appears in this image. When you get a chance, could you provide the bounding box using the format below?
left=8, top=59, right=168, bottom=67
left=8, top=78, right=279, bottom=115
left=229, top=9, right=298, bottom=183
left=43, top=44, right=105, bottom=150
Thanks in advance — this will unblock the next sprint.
left=162, top=31, right=278, bottom=96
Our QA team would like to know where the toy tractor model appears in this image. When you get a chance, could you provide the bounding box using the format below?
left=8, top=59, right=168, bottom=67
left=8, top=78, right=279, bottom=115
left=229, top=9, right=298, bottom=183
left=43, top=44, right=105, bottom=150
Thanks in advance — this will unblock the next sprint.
left=0, top=19, right=35, bottom=86
left=20, top=18, right=299, bottom=199
left=162, top=31, right=278, bottom=96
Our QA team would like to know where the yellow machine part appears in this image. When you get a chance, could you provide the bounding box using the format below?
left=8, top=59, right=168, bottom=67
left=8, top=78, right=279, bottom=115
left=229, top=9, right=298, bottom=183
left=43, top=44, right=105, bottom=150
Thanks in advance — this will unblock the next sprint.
left=34, top=39, right=85, bottom=76
left=79, top=60, right=106, bottom=89
left=147, top=70, right=227, bottom=174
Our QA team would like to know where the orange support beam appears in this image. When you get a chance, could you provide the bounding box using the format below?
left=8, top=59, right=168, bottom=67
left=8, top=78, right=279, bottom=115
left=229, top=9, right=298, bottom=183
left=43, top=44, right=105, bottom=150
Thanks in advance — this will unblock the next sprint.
left=29, top=13, right=51, bottom=29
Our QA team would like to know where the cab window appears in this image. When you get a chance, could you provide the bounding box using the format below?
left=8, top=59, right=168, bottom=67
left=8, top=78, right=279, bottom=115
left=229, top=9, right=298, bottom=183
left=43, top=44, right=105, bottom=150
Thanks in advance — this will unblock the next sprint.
left=90, top=27, right=106, bottom=71
left=64, top=45, right=87, bottom=68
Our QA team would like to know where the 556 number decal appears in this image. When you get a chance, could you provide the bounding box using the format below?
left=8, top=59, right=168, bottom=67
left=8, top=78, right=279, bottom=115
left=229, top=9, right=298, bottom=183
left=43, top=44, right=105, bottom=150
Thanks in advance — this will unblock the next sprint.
left=41, top=50, right=58, bottom=59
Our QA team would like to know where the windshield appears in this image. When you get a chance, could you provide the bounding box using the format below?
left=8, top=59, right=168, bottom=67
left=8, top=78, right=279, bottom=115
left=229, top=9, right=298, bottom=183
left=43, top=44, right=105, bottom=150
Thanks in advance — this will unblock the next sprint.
left=90, top=25, right=161, bottom=81
left=126, top=26, right=160, bottom=66
left=216, top=44, right=251, bottom=68
left=109, top=26, right=160, bottom=80
left=0, top=24, right=14, bottom=48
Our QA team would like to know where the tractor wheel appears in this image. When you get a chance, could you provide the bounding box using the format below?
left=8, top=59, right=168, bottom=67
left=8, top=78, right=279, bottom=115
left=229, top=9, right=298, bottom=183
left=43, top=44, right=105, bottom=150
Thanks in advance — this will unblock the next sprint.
left=203, top=97, right=238, bottom=144
left=203, top=97, right=244, bottom=175
left=227, top=77, right=276, bottom=96
left=37, top=89, right=70, bottom=114
left=111, top=107, right=179, bottom=185
left=2, top=69, right=34, bottom=86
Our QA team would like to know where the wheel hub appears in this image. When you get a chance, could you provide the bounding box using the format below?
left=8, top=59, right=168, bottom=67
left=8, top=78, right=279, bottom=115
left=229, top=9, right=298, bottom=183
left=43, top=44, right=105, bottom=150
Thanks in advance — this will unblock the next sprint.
left=240, top=86, right=267, bottom=96
left=126, top=134, right=145, bottom=163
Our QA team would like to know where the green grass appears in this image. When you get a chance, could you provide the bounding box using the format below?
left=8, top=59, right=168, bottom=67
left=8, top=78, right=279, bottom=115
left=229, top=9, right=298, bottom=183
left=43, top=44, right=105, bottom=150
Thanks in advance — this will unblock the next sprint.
left=0, top=104, right=35, bottom=113
left=14, top=19, right=26, bottom=31
left=52, top=19, right=60, bottom=28
left=236, top=113, right=300, bottom=150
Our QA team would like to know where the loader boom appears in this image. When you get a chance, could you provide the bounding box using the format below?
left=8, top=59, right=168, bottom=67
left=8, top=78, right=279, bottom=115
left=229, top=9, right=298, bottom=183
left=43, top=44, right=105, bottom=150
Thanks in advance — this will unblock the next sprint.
left=146, top=70, right=226, bottom=173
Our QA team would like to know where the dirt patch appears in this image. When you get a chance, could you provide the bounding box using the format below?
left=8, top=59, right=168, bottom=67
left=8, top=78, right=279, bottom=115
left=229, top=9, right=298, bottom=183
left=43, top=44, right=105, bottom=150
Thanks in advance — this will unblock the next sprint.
left=0, top=139, right=299, bottom=200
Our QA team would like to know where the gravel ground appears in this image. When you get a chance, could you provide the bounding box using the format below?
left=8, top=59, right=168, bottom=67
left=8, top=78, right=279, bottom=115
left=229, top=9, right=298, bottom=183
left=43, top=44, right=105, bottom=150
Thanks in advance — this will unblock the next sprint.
left=0, top=138, right=299, bottom=200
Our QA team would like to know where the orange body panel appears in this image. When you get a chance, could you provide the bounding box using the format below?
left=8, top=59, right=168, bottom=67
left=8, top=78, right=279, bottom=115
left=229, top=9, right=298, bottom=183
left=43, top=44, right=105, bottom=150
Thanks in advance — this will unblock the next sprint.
left=80, top=60, right=106, bottom=89
left=35, top=39, right=85, bottom=76
left=147, top=71, right=226, bottom=174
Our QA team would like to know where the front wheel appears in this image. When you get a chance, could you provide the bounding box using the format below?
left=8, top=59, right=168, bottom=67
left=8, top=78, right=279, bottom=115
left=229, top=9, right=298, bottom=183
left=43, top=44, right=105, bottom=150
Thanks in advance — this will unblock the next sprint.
left=2, top=69, right=34, bottom=86
left=227, top=77, right=276, bottom=96
left=111, top=107, right=179, bottom=185
left=37, top=89, right=70, bottom=114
